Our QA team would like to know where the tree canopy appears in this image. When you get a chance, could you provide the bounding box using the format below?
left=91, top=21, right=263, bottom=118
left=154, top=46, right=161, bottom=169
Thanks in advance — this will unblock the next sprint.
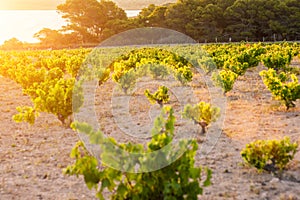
left=57, top=0, right=129, bottom=43
left=29, top=0, right=300, bottom=47
left=138, top=0, right=300, bottom=42
left=0, top=38, right=24, bottom=50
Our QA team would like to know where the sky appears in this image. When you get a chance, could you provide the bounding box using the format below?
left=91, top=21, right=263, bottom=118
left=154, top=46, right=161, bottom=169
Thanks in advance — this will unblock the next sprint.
left=0, top=0, right=64, bottom=10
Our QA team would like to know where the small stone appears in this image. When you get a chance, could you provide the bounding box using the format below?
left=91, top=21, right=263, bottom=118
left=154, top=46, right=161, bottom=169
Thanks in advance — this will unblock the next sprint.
left=270, top=177, right=280, bottom=184
left=261, top=192, right=268, bottom=199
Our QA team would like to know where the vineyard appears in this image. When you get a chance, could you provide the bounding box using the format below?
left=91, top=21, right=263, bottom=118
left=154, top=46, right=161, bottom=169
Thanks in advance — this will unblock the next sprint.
left=0, top=42, right=300, bottom=199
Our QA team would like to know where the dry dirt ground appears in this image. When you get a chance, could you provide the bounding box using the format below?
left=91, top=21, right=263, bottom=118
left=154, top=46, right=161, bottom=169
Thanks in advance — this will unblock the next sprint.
left=0, top=63, right=300, bottom=200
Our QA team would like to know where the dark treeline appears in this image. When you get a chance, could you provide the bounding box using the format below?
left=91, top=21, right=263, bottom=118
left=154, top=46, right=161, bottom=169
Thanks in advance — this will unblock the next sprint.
left=137, top=0, right=300, bottom=43
left=2, top=0, right=300, bottom=49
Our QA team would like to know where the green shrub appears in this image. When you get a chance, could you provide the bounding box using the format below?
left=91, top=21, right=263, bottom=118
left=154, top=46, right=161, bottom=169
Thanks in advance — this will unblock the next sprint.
left=13, top=106, right=38, bottom=125
left=212, top=70, right=238, bottom=94
left=117, top=69, right=137, bottom=94
left=65, top=106, right=212, bottom=199
left=182, top=102, right=220, bottom=134
left=144, top=86, right=170, bottom=107
left=241, top=137, right=298, bottom=172
left=223, top=58, right=249, bottom=76
left=260, top=69, right=300, bottom=110
left=197, top=56, right=216, bottom=74
left=174, top=66, right=193, bottom=85
left=13, top=70, right=81, bottom=126
left=262, top=51, right=293, bottom=71
left=148, top=64, right=169, bottom=79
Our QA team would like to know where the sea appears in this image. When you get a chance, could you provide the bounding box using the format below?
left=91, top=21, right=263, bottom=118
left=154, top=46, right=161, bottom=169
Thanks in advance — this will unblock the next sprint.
left=0, top=10, right=141, bottom=44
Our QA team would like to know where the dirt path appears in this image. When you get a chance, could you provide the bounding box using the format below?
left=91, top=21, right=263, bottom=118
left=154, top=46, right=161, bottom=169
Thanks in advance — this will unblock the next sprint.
left=0, top=76, right=96, bottom=200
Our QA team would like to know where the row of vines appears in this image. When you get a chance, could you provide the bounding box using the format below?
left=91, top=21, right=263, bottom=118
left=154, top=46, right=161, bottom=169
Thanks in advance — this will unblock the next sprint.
left=0, top=42, right=299, bottom=199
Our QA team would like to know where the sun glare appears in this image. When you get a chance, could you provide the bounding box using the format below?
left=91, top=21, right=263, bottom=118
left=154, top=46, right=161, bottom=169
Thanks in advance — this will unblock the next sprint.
left=0, top=1, right=13, bottom=10
left=0, top=0, right=67, bottom=44
left=0, top=10, right=67, bottom=44
left=0, top=0, right=64, bottom=10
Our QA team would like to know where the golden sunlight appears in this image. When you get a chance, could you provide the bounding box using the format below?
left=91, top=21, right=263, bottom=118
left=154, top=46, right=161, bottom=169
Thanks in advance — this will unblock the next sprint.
left=0, top=0, right=66, bottom=44
left=0, top=1, right=13, bottom=10
left=0, top=0, right=64, bottom=10
left=0, top=10, right=67, bottom=44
